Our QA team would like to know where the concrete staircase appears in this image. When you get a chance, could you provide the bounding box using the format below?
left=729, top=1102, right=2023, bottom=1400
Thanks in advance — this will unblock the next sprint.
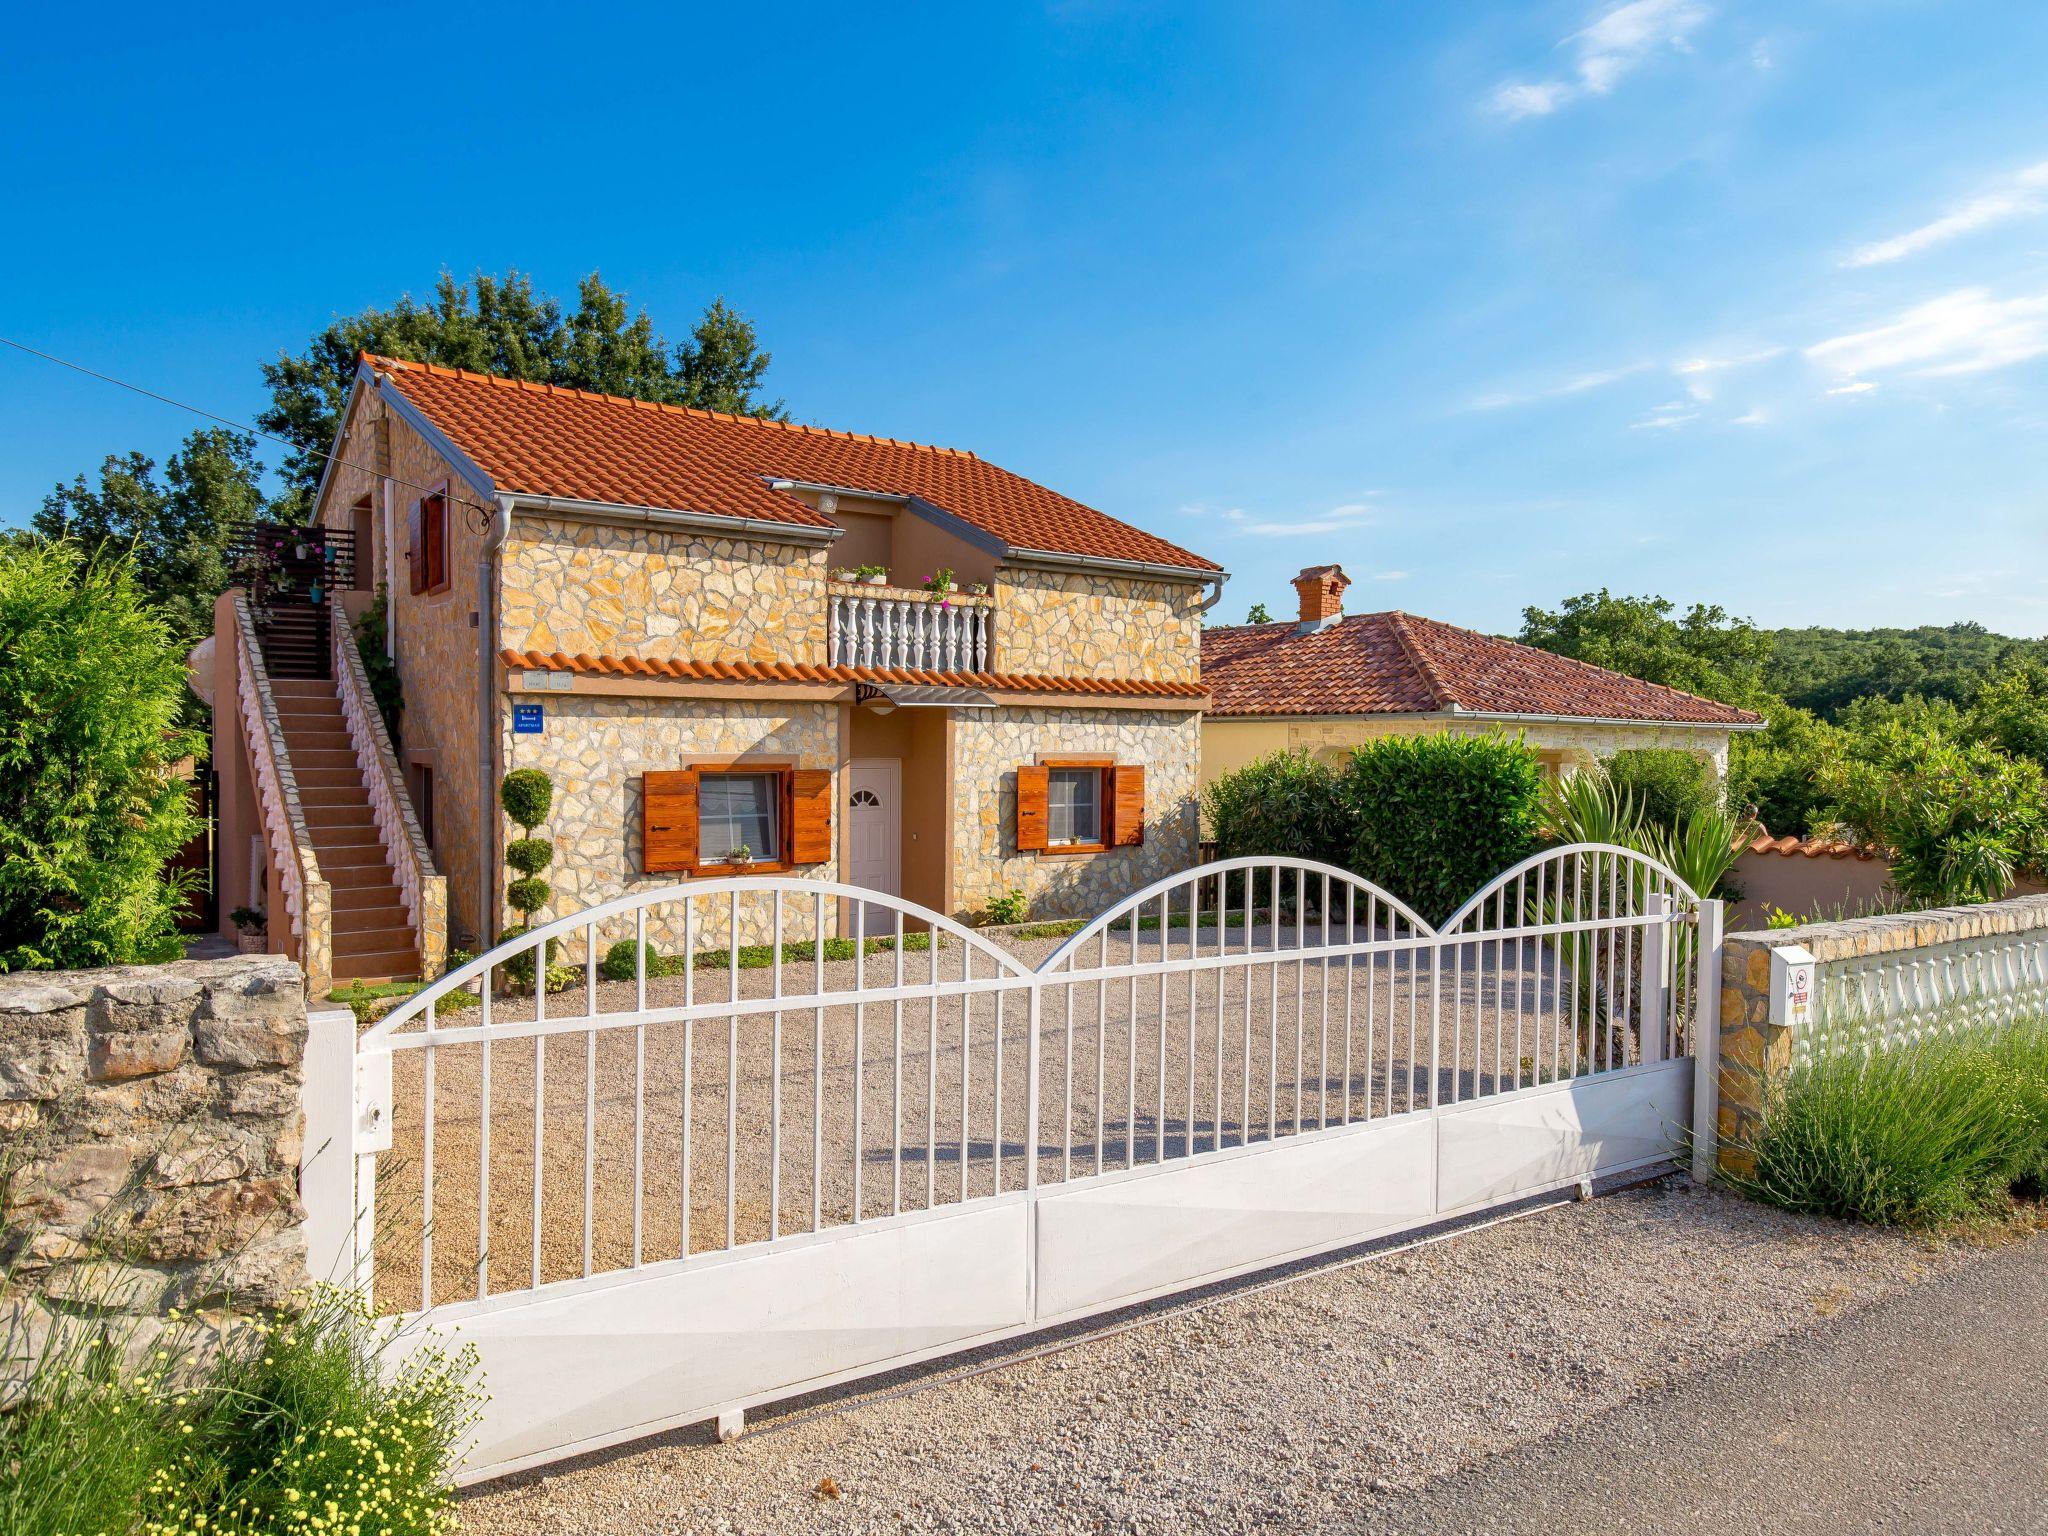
left=271, top=678, right=420, bottom=981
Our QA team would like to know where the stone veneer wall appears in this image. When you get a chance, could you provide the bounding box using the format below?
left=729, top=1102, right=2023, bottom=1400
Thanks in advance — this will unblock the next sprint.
left=500, top=694, right=840, bottom=948
left=993, top=569, right=1205, bottom=684
left=1, top=958, right=312, bottom=1352
left=951, top=707, right=1202, bottom=920
left=501, top=518, right=829, bottom=665
left=1716, top=894, right=2048, bottom=1175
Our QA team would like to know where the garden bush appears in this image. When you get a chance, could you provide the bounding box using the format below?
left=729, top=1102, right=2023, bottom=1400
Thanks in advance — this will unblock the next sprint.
left=0, top=1284, right=478, bottom=1536
left=0, top=540, right=201, bottom=969
left=1605, top=748, right=1715, bottom=830
left=1201, top=749, right=1351, bottom=868
left=1340, top=734, right=1543, bottom=924
left=1730, top=1015, right=2048, bottom=1226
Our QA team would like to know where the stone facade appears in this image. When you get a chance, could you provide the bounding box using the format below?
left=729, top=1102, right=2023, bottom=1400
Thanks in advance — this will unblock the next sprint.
left=994, top=568, right=1205, bottom=684
left=499, top=693, right=840, bottom=947
left=502, top=518, right=830, bottom=664
left=1, top=958, right=313, bottom=1358
left=951, top=706, right=1203, bottom=920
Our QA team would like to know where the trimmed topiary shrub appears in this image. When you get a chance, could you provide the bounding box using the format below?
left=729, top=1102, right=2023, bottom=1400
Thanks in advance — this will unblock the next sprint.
left=505, top=837, right=554, bottom=877
left=499, top=767, right=553, bottom=832
left=601, top=937, right=662, bottom=982
left=500, top=769, right=554, bottom=937
left=1201, top=749, right=1351, bottom=868
left=1339, top=733, right=1543, bottom=925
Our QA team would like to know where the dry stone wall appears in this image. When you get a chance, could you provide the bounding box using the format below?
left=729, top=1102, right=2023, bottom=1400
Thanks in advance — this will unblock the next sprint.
left=1, top=958, right=313, bottom=1357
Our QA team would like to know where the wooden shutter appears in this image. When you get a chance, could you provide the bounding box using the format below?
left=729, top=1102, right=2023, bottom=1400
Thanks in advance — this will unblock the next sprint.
left=423, top=492, right=447, bottom=592
left=1016, top=765, right=1049, bottom=853
left=1108, top=764, right=1145, bottom=848
left=643, top=769, right=699, bottom=874
left=407, top=498, right=426, bottom=594
left=786, top=769, right=832, bottom=865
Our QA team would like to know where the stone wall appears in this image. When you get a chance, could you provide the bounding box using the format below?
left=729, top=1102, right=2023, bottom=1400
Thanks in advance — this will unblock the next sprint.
left=1, top=958, right=313, bottom=1349
left=951, top=706, right=1202, bottom=920
left=501, top=517, right=829, bottom=665
left=993, top=568, right=1205, bottom=684
left=499, top=693, right=840, bottom=948
left=1716, top=894, right=2048, bottom=1174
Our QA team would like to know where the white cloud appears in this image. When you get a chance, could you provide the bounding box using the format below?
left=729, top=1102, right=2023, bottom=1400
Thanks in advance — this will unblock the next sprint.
left=1844, top=160, right=2048, bottom=268
left=1730, top=407, right=1768, bottom=425
left=1806, top=286, right=2048, bottom=383
left=1630, top=400, right=1699, bottom=429
left=1825, top=380, right=1878, bottom=397
left=1222, top=501, right=1378, bottom=538
left=1490, top=0, right=1710, bottom=120
left=1469, top=361, right=1653, bottom=410
left=1373, top=570, right=1410, bottom=582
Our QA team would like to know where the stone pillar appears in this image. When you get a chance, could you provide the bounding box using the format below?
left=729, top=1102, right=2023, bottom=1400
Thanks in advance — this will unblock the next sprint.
left=1, top=957, right=313, bottom=1354
left=1716, top=933, right=1793, bottom=1177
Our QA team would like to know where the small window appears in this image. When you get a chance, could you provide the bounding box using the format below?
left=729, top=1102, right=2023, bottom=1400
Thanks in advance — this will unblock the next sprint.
left=1047, top=767, right=1103, bottom=847
left=410, top=762, right=435, bottom=851
left=700, top=772, right=779, bottom=863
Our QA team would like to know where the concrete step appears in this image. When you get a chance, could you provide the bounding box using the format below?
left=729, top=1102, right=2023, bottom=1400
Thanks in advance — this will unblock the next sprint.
left=299, top=784, right=367, bottom=808
left=332, top=882, right=405, bottom=913
left=271, top=679, right=337, bottom=699
left=334, top=923, right=415, bottom=953
left=283, top=729, right=353, bottom=753
left=332, top=952, right=421, bottom=983
left=325, top=856, right=396, bottom=885
left=305, top=803, right=375, bottom=829
left=335, top=905, right=409, bottom=936
left=296, top=767, right=365, bottom=791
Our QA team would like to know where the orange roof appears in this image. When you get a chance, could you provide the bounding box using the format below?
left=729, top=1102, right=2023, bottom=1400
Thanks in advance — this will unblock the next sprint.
left=501, top=648, right=1207, bottom=701
left=1741, top=832, right=1881, bottom=861
left=1201, top=611, right=1762, bottom=727
left=364, top=355, right=1219, bottom=574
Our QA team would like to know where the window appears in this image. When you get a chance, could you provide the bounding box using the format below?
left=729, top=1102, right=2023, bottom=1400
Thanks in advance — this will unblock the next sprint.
left=699, top=772, right=779, bottom=863
left=409, top=762, right=435, bottom=851
left=1047, top=767, right=1103, bottom=847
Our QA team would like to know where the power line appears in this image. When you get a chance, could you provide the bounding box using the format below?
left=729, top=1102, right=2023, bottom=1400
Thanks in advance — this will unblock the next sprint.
left=0, top=335, right=497, bottom=527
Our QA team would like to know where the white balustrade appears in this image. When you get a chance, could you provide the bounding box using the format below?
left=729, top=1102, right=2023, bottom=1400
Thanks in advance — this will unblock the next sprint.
left=829, top=589, right=990, bottom=672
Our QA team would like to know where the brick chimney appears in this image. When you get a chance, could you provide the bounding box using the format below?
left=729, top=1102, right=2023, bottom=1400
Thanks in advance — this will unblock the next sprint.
left=1291, top=564, right=1350, bottom=633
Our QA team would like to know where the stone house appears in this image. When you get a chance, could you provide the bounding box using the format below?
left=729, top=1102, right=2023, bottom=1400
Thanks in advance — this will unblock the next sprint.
left=1200, top=565, right=1763, bottom=795
left=208, top=354, right=1225, bottom=983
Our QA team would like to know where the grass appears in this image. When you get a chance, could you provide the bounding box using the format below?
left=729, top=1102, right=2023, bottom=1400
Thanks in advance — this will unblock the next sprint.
left=0, top=1283, right=480, bottom=1536
left=1728, top=1011, right=2048, bottom=1227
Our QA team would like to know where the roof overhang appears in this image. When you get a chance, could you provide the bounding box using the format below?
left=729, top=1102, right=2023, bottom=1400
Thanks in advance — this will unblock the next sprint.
left=503, top=492, right=843, bottom=547
left=1208, top=707, right=1762, bottom=732
left=855, top=681, right=997, bottom=710
left=1002, top=546, right=1227, bottom=586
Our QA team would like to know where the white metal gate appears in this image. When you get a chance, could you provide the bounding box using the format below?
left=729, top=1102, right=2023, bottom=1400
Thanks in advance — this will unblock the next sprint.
left=315, top=845, right=1721, bottom=1483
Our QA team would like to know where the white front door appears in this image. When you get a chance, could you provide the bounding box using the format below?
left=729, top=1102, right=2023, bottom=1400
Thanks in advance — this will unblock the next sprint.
left=845, top=758, right=902, bottom=937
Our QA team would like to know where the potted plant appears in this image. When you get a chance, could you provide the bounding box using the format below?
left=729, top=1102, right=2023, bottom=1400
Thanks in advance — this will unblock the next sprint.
left=857, top=564, right=889, bottom=586
left=230, top=906, right=267, bottom=955
left=923, top=567, right=956, bottom=598
left=729, top=841, right=754, bottom=868
left=831, top=566, right=858, bottom=583
left=964, top=582, right=989, bottom=596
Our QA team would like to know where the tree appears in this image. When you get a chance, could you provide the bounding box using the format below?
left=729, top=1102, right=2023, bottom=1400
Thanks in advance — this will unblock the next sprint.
left=1518, top=590, right=1774, bottom=709
left=1726, top=703, right=1843, bottom=836
left=0, top=541, right=201, bottom=969
left=258, top=271, right=788, bottom=516
left=1245, top=602, right=1273, bottom=624
left=1965, top=659, right=2048, bottom=769
left=31, top=427, right=267, bottom=648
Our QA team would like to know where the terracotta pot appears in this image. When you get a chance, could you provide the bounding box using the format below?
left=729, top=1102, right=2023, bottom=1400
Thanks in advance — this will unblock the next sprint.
left=236, top=931, right=268, bottom=955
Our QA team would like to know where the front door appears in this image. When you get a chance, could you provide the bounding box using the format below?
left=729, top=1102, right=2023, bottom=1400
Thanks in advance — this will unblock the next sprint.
left=845, top=758, right=902, bottom=936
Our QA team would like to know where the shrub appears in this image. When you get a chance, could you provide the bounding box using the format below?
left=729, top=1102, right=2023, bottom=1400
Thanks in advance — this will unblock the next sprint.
left=1729, top=1019, right=2048, bottom=1226
left=499, top=768, right=553, bottom=831
left=354, top=585, right=403, bottom=746
left=505, top=836, right=554, bottom=876
left=0, top=540, right=202, bottom=969
left=1605, top=748, right=1715, bottom=830
left=601, top=937, right=662, bottom=982
left=496, top=926, right=561, bottom=991
left=0, top=1284, right=478, bottom=1536
left=983, top=888, right=1029, bottom=927
left=1340, top=734, right=1542, bottom=925
left=1202, top=749, right=1350, bottom=867
left=500, top=769, right=555, bottom=931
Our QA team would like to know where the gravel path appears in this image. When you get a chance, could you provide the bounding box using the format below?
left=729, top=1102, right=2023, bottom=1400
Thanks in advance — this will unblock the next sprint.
left=457, top=1182, right=1978, bottom=1535
left=371, top=921, right=1641, bottom=1309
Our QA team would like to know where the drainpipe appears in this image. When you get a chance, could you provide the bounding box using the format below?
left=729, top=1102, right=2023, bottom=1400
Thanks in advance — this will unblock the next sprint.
left=1197, top=573, right=1228, bottom=613
left=478, top=495, right=514, bottom=945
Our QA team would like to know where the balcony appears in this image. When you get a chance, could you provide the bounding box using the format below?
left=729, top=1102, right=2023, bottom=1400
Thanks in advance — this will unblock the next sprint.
left=828, top=583, right=992, bottom=673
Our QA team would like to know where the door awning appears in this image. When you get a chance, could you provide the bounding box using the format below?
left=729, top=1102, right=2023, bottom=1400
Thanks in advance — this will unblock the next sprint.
left=855, top=682, right=998, bottom=710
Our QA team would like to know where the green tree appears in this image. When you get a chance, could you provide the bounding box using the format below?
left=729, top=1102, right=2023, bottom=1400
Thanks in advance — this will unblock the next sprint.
left=1965, top=659, right=2048, bottom=769
left=31, top=427, right=267, bottom=647
left=1518, top=590, right=1774, bottom=709
left=258, top=271, right=787, bottom=514
left=1726, top=703, right=1844, bottom=836
left=0, top=541, right=201, bottom=969
left=1245, top=602, right=1273, bottom=624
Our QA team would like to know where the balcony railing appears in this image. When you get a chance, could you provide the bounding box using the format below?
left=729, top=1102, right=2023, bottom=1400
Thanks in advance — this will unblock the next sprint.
left=829, top=586, right=992, bottom=672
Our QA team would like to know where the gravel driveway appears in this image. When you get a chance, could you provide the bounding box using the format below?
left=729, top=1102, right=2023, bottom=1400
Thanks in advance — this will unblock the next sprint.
left=457, top=1181, right=1975, bottom=1535
left=369, top=919, right=1648, bottom=1309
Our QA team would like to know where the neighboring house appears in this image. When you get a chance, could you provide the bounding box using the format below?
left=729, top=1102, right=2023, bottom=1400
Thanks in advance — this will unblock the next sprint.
left=1200, top=565, right=1763, bottom=795
left=209, top=354, right=1225, bottom=985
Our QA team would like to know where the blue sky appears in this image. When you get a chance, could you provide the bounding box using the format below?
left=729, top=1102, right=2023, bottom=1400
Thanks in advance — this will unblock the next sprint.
left=4, top=1, right=2047, bottom=634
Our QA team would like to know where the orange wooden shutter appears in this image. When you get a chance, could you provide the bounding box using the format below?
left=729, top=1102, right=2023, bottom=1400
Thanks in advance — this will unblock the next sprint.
left=643, top=769, right=699, bottom=874
left=1016, top=765, right=1049, bottom=853
left=423, top=492, right=447, bottom=591
left=1109, top=764, right=1145, bottom=847
left=787, top=769, right=832, bottom=865
left=407, top=498, right=426, bottom=593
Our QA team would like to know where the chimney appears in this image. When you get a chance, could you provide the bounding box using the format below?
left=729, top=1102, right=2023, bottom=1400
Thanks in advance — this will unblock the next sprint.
left=1291, top=564, right=1350, bottom=633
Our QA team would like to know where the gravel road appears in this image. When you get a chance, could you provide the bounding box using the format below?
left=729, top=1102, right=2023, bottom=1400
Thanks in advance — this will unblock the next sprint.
left=457, top=1181, right=1980, bottom=1535
left=372, top=919, right=1647, bottom=1308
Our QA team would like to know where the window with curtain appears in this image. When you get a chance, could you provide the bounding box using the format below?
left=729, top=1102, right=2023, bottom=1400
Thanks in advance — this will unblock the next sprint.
left=699, top=772, right=779, bottom=862
left=1047, top=767, right=1103, bottom=846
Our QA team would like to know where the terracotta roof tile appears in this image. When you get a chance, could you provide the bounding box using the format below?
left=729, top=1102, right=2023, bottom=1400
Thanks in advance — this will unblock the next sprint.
left=1201, top=611, right=1762, bottom=727
left=500, top=649, right=1207, bottom=701
left=1741, top=832, right=1881, bottom=861
left=366, top=354, right=1218, bottom=573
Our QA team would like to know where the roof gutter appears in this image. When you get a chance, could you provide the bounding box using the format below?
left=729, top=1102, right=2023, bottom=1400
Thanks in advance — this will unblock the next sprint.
left=1212, top=706, right=1762, bottom=732
left=1002, top=546, right=1228, bottom=587
left=1441, top=705, right=1767, bottom=732
left=508, top=492, right=843, bottom=547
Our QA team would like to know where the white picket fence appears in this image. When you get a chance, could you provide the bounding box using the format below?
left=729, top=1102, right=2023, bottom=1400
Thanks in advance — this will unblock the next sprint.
left=313, top=845, right=1722, bottom=1482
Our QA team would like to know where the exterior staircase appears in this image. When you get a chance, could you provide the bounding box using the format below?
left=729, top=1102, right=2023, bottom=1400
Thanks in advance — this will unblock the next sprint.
left=270, top=677, right=422, bottom=981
